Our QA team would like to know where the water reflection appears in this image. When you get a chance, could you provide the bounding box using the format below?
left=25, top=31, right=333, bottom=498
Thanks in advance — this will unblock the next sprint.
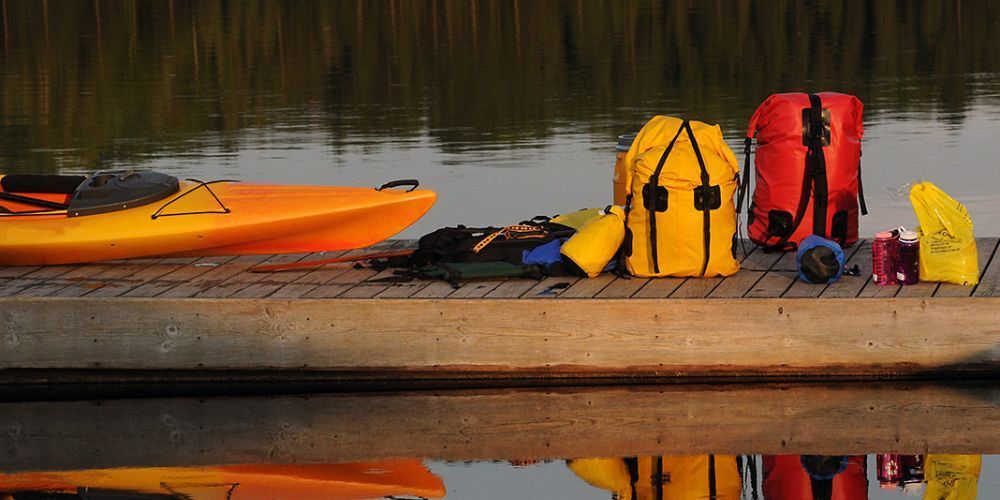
left=0, top=382, right=996, bottom=498
left=0, top=455, right=987, bottom=499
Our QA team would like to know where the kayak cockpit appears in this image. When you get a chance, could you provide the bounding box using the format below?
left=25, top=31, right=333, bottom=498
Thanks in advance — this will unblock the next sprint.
left=0, top=171, right=180, bottom=217
left=68, top=171, right=179, bottom=217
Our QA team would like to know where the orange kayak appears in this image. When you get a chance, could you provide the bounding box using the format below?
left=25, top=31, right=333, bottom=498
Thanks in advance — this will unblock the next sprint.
left=0, top=460, right=447, bottom=499
left=0, top=172, right=436, bottom=265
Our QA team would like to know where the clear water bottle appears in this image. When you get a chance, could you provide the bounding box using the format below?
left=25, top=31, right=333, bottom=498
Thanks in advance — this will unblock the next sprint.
left=872, top=230, right=899, bottom=286
left=896, top=228, right=920, bottom=285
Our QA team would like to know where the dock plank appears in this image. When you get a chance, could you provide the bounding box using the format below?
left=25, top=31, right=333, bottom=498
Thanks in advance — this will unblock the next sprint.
left=337, top=268, right=406, bottom=299
left=895, top=281, right=939, bottom=298
left=194, top=253, right=310, bottom=298
left=301, top=266, right=381, bottom=299
left=47, top=261, right=167, bottom=298
left=268, top=244, right=395, bottom=299
left=266, top=251, right=354, bottom=299
left=0, top=266, right=41, bottom=279
left=559, top=274, right=615, bottom=298
left=228, top=254, right=322, bottom=299
left=0, top=265, right=78, bottom=297
left=821, top=240, right=873, bottom=298
left=482, top=278, right=541, bottom=299
left=122, top=256, right=239, bottom=298
left=521, top=276, right=578, bottom=298
left=154, top=255, right=271, bottom=298
left=83, top=258, right=201, bottom=298
left=670, top=277, right=722, bottom=298
left=447, top=279, right=506, bottom=299
left=972, top=237, right=1000, bottom=297
left=746, top=252, right=797, bottom=298
left=595, top=277, right=648, bottom=298
left=937, top=237, right=999, bottom=297
left=374, top=277, right=434, bottom=298
left=303, top=243, right=406, bottom=299
left=632, top=277, right=686, bottom=298
left=15, top=263, right=152, bottom=298
left=709, top=247, right=783, bottom=298
left=411, top=280, right=461, bottom=298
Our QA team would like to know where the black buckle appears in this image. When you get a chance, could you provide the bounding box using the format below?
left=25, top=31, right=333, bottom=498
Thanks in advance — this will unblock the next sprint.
left=642, top=183, right=669, bottom=212
left=694, top=185, right=721, bottom=211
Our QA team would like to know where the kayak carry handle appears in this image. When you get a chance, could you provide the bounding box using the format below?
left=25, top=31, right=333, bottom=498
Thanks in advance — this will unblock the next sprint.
left=376, top=179, right=419, bottom=192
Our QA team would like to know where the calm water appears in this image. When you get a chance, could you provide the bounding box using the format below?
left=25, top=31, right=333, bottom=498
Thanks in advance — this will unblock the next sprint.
left=0, top=383, right=997, bottom=498
left=1, top=1, right=999, bottom=237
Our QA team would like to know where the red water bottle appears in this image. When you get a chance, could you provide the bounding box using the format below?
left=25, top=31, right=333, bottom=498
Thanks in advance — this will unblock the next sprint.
left=872, top=230, right=899, bottom=286
left=896, top=228, right=920, bottom=285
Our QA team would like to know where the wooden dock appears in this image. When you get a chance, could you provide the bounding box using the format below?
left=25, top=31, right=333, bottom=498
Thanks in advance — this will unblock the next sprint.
left=0, top=238, right=997, bottom=385
left=1, top=382, right=996, bottom=472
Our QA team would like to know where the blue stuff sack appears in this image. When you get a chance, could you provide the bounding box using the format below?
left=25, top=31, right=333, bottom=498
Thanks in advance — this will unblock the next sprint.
left=796, top=235, right=845, bottom=284
left=522, top=238, right=568, bottom=272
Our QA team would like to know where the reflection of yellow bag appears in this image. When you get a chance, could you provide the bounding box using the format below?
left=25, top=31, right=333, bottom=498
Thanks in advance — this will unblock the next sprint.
left=567, top=456, right=741, bottom=500
left=925, top=454, right=982, bottom=500
left=560, top=206, right=625, bottom=278
left=909, top=182, right=979, bottom=285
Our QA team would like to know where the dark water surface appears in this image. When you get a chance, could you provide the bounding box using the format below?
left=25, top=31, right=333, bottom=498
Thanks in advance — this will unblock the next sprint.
left=2, top=1, right=999, bottom=237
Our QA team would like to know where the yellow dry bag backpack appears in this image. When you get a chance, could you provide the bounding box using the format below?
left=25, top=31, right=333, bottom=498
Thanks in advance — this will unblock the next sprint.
left=623, top=116, right=740, bottom=278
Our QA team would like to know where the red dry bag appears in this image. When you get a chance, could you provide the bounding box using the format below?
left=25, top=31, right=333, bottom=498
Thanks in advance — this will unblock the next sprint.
left=762, top=455, right=869, bottom=500
left=738, top=92, right=867, bottom=250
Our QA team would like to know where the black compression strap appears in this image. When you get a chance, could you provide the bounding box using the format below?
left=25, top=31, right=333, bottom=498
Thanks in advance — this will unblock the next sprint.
left=708, top=455, right=718, bottom=500
left=654, top=456, right=664, bottom=500
left=737, top=137, right=752, bottom=214
left=808, top=94, right=829, bottom=239
left=647, top=123, right=686, bottom=274
left=858, top=155, right=868, bottom=216
left=683, top=120, right=713, bottom=276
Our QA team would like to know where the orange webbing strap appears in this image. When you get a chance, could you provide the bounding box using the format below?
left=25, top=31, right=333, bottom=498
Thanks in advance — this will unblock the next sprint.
left=472, top=225, right=549, bottom=254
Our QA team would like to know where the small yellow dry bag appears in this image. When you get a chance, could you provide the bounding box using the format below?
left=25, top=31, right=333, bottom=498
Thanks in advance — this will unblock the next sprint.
left=560, top=206, right=625, bottom=278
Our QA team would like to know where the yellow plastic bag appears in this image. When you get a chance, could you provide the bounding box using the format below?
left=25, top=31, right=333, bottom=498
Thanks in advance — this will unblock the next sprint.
left=909, top=182, right=979, bottom=285
left=924, top=454, right=982, bottom=500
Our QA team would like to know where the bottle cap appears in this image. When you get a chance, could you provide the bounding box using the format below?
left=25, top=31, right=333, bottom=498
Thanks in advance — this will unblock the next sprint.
left=875, top=230, right=895, bottom=240
left=899, top=228, right=919, bottom=243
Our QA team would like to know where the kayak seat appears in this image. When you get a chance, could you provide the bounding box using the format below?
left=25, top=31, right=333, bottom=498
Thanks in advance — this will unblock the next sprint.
left=1, top=174, right=87, bottom=194
left=68, top=171, right=180, bottom=217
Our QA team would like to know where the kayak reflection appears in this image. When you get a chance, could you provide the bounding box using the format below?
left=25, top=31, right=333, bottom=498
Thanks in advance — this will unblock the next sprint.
left=0, top=460, right=446, bottom=500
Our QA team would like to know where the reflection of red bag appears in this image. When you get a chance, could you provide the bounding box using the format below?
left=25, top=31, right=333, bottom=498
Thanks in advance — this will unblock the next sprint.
left=739, top=92, right=867, bottom=251
left=763, top=455, right=868, bottom=499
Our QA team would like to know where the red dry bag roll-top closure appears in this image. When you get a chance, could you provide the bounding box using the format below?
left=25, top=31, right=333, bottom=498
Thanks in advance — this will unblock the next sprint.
left=739, top=92, right=866, bottom=251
